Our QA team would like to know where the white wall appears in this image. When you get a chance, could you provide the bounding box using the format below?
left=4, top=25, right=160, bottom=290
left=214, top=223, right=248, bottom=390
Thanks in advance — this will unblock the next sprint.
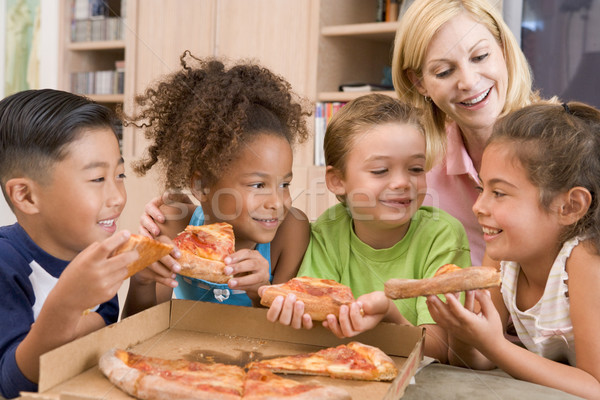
left=0, top=0, right=59, bottom=225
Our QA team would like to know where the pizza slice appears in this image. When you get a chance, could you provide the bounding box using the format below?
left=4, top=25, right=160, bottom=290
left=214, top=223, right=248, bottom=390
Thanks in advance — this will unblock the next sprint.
left=243, top=368, right=351, bottom=400
left=172, top=222, right=236, bottom=283
left=99, top=348, right=245, bottom=400
left=384, top=264, right=501, bottom=299
left=113, top=234, right=174, bottom=278
left=246, top=342, right=398, bottom=382
left=259, top=276, right=356, bottom=321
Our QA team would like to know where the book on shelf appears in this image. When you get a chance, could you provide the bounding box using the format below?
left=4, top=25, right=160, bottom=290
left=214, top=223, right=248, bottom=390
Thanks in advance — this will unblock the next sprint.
left=376, top=0, right=403, bottom=22
left=314, top=102, right=346, bottom=166
left=338, top=83, right=394, bottom=93
left=70, top=60, right=125, bottom=96
left=70, top=0, right=126, bottom=42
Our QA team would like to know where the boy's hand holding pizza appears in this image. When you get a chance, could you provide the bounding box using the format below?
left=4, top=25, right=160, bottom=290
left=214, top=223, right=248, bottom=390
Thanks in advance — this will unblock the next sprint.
left=259, top=289, right=393, bottom=336
left=259, top=286, right=315, bottom=330
left=259, top=276, right=370, bottom=332
left=126, top=234, right=181, bottom=289
left=51, top=231, right=137, bottom=316
left=324, top=291, right=403, bottom=339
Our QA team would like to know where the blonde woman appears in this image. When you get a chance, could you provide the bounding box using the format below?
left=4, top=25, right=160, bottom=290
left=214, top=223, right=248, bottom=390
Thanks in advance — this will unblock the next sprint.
left=393, top=0, right=542, bottom=265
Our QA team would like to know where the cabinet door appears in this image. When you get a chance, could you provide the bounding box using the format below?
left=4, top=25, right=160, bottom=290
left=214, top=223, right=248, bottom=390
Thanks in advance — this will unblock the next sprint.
left=120, top=0, right=215, bottom=232
left=214, top=0, right=318, bottom=164
left=214, top=0, right=321, bottom=216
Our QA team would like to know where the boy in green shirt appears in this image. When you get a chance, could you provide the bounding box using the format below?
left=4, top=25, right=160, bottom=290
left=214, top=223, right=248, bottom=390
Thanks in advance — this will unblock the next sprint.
left=261, top=94, right=471, bottom=362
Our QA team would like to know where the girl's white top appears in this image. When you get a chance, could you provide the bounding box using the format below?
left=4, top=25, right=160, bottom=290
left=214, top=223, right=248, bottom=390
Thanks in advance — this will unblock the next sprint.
left=501, top=236, right=581, bottom=366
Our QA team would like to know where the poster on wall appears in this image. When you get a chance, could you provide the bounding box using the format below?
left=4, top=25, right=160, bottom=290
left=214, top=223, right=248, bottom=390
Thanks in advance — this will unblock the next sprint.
left=4, top=0, right=40, bottom=97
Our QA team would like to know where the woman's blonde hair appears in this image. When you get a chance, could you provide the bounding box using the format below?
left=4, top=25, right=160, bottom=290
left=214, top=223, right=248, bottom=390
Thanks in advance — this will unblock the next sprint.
left=392, top=0, right=539, bottom=158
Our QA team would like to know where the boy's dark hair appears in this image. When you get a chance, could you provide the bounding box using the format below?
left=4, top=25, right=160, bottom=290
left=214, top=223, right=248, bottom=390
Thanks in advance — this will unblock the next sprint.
left=0, top=89, right=119, bottom=208
left=491, top=101, right=600, bottom=251
left=124, top=51, right=311, bottom=190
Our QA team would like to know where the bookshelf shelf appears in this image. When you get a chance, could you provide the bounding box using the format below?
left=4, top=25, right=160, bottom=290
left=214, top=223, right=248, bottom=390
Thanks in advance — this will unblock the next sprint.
left=67, top=40, right=126, bottom=51
left=321, top=21, right=398, bottom=41
left=86, top=94, right=125, bottom=103
left=318, top=90, right=396, bottom=103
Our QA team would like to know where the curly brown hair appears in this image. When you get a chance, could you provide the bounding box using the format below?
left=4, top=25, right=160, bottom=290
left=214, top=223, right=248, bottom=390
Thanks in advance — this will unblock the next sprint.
left=123, top=51, right=310, bottom=190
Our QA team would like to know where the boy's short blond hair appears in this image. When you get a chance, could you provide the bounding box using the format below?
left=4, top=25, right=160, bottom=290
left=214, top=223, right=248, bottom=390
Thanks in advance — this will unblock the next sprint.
left=324, top=94, right=427, bottom=203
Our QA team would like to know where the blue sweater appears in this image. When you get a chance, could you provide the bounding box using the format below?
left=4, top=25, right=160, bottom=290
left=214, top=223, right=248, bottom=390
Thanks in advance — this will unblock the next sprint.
left=0, top=224, right=118, bottom=398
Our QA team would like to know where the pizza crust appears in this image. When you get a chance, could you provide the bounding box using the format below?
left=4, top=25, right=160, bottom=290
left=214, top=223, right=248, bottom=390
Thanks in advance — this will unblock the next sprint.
left=384, top=266, right=501, bottom=299
left=99, top=349, right=244, bottom=400
left=260, top=277, right=355, bottom=321
left=177, top=250, right=233, bottom=283
left=113, top=234, right=174, bottom=278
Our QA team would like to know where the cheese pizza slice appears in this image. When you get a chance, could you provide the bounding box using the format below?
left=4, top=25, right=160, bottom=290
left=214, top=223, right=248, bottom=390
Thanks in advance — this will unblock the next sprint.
left=243, top=368, right=351, bottom=400
left=259, top=276, right=356, bottom=321
left=173, top=223, right=235, bottom=283
left=113, top=234, right=174, bottom=278
left=246, top=342, right=398, bottom=382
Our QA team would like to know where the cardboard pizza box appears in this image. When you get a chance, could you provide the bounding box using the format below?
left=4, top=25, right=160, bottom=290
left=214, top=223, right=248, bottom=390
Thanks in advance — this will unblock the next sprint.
left=19, top=299, right=425, bottom=399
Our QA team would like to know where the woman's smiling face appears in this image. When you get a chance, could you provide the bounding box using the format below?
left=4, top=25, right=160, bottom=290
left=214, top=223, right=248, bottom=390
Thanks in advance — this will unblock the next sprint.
left=418, top=12, right=509, bottom=135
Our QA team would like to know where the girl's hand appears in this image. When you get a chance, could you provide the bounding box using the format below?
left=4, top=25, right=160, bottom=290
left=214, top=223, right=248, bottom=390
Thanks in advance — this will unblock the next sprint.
left=258, top=287, right=314, bottom=330
left=323, top=291, right=390, bottom=338
left=139, top=193, right=193, bottom=238
left=426, top=289, right=504, bottom=350
left=224, top=249, right=270, bottom=292
left=140, top=196, right=166, bottom=238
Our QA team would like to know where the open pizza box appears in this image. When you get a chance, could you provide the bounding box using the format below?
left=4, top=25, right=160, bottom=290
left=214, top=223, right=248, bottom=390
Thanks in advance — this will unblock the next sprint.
left=19, top=299, right=425, bottom=399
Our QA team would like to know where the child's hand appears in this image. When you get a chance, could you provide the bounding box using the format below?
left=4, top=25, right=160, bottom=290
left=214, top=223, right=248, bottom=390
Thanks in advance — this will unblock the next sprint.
left=224, top=249, right=270, bottom=292
left=139, top=193, right=193, bottom=237
left=258, top=287, right=314, bottom=329
left=426, top=289, right=504, bottom=350
left=55, top=231, right=136, bottom=314
left=323, top=291, right=389, bottom=338
left=140, top=196, right=166, bottom=237
left=129, top=235, right=181, bottom=288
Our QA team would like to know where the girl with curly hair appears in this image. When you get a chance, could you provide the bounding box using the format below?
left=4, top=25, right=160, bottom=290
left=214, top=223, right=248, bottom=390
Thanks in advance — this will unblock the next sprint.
left=123, top=52, right=311, bottom=315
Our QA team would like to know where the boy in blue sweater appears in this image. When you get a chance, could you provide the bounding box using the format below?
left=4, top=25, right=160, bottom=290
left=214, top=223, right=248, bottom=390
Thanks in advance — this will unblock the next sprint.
left=0, top=89, right=142, bottom=398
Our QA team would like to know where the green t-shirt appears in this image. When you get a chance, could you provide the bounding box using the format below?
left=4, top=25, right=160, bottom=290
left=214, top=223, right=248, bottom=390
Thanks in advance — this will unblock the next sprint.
left=298, top=204, right=471, bottom=326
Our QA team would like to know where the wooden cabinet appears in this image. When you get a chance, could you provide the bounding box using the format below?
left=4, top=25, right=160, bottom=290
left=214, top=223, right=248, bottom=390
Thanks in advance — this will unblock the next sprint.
left=118, top=0, right=321, bottom=231
left=316, top=0, right=398, bottom=103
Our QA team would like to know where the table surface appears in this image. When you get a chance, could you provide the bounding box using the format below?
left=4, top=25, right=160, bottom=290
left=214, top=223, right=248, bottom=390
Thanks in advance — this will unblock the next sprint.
left=402, top=362, right=583, bottom=399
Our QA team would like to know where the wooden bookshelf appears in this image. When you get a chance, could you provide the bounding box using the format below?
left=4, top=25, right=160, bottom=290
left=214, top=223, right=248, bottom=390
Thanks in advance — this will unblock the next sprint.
left=58, top=0, right=126, bottom=105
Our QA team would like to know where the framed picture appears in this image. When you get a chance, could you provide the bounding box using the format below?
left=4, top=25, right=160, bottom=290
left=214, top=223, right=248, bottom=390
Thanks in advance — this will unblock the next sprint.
left=3, top=0, right=40, bottom=97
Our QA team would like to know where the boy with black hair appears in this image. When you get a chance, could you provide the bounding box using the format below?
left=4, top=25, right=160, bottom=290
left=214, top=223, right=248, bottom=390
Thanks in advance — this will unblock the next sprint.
left=0, top=89, right=138, bottom=398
